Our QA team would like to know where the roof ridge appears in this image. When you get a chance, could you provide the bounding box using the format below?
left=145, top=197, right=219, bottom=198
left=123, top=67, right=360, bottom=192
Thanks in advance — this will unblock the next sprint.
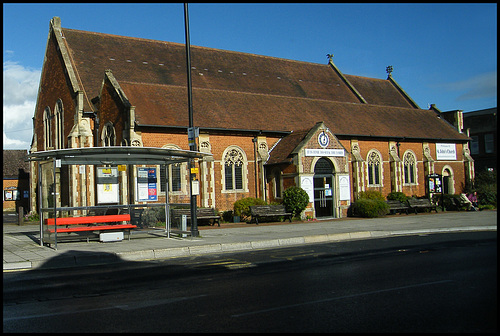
left=119, top=79, right=432, bottom=113
left=344, top=74, right=388, bottom=81
left=61, top=27, right=330, bottom=67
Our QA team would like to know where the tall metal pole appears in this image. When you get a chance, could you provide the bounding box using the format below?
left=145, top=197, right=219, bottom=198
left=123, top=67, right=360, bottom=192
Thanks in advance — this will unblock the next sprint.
left=184, top=3, right=198, bottom=237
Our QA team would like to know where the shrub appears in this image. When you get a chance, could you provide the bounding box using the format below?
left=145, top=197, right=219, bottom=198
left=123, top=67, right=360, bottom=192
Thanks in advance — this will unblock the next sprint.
left=282, top=186, right=309, bottom=218
left=358, top=190, right=385, bottom=201
left=350, top=198, right=389, bottom=218
left=141, top=207, right=165, bottom=228
left=386, top=191, right=408, bottom=202
left=478, top=191, right=497, bottom=208
left=233, top=197, right=267, bottom=218
left=432, top=194, right=458, bottom=211
left=24, top=211, right=39, bottom=222
left=221, top=210, right=234, bottom=222
left=473, top=171, right=497, bottom=207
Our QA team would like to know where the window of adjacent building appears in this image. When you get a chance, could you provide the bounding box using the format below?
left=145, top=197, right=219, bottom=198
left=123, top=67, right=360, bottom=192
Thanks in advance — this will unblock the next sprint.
left=470, top=135, right=479, bottom=154
left=159, top=164, right=182, bottom=193
left=43, top=107, right=53, bottom=150
left=367, top=150, right=382, bottom=186
left=224, top=147, right=244, bottom=191
left=273, top=169, right=282, bottom=198
left=102, top=122, right=116, bottom=146
left=484, top=133, right=494, bottom=153
left=403, top=151, right=417, bottom=184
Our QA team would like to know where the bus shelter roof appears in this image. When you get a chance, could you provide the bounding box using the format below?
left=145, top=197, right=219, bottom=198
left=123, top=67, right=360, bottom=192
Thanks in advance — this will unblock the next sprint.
left=26, top=146, right=211, bottom=165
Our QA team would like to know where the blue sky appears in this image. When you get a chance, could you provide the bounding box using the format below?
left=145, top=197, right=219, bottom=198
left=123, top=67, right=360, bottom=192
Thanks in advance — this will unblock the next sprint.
left=3, top=3, right=497, bottom=150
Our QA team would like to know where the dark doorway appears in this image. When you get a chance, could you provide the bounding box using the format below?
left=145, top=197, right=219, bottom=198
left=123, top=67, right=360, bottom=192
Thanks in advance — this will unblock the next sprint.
left=314, top=158, right=334, bottom=218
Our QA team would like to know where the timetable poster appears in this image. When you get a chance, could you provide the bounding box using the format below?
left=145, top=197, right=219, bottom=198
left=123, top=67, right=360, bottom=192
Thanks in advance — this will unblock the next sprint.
left=137, top=167, right=157, bottom=201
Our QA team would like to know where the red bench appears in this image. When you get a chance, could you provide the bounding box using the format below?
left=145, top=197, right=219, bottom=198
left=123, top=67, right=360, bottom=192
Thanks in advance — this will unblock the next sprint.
left=45, top=214, right=136, bottom=243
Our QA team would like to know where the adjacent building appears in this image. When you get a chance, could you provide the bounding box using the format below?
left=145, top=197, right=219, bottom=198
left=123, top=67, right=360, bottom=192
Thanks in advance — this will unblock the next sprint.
left=3, top=150, right=30, bottom=213
left=29, top=17, right=473, bottom=219
left=463, top=107, right=497, bottom=173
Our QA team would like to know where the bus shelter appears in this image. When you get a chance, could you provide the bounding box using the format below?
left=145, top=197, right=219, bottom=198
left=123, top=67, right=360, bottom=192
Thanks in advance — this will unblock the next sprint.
left=26, top=146, right=211, bottom=249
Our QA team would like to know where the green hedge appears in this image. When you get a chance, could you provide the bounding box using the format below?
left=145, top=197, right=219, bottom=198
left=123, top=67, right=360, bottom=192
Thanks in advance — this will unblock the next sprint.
left=349, top=198, right=389, bottom=218
left=233, top=197, right=267, bottom=218
left=386, top=191, right=408, bottom=202
left=348, top=191, right=389, bottom=218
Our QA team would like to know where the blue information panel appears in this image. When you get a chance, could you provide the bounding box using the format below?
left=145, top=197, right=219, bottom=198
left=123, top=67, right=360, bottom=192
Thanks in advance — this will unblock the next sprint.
left=137, top=167, right=157, bottom=201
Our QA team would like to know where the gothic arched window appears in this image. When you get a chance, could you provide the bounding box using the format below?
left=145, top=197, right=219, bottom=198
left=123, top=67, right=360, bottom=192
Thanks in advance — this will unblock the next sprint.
left=403, top=151, right=417, bottom=184
left=54, top=100, right=64, bottom=149
left=43, top=107, right=52, bottom=150
left=224, top=148, right=245, bottom=190
left=102, top=122, right=116, bottom=147
left=367, top=150, right=382, bottom=186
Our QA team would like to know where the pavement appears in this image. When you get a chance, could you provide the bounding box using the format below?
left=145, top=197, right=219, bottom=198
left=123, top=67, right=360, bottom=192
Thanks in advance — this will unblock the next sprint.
left=3, top=210, right=497, bottom=272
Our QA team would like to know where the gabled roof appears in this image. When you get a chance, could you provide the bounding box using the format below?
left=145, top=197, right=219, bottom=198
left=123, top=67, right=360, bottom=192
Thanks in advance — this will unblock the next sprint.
left=50, top=17, right=469, bottom=142
left=266, top=129, right=310, bottom=165
left=344, top=75, right=417, bottom=108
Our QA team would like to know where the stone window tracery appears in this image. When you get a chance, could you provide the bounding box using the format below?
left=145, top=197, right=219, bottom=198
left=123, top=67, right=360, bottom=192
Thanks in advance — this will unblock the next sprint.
left=367, top=151, right=381, bottom=186
left=403, top=151, right=417, bottom=184
left=224, top=148, right=244, bottom=190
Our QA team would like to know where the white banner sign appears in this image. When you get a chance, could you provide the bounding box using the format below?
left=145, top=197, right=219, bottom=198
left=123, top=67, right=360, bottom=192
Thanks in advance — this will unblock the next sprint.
left=338, top=174, right=351, bottom=201
left=300, top=176, right=314, bottom=204
left=436, top=143, right=457, bottom=160
left=305, top=148, right=344, bottom=157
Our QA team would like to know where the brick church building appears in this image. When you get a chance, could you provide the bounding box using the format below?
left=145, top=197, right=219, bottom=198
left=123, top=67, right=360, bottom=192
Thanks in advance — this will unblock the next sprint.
left=29, top=17, right=473, bottom=219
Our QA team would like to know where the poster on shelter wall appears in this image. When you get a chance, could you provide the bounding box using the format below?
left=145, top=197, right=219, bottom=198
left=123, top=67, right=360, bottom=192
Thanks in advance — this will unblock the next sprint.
left=136, top=167, right=157, bottom=202
left=96, top=167, right=119, bottom=204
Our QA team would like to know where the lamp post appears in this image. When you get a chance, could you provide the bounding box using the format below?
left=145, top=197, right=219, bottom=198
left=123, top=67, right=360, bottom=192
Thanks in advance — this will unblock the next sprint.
left=184, top=3, right=198, bottom=237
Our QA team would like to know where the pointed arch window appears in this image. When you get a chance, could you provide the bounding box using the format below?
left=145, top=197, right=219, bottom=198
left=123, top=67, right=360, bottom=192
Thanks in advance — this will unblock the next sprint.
left=367, top=150, right=382, bottom=186
left=403, top=151, right=417, bottom=184
left=102, top=122, right=116, bottom=147
left=54, top=100, right=64, bottom=149
left=224, top=148, right=244, bottom=190
left=43, top=107, right=53, bottom=150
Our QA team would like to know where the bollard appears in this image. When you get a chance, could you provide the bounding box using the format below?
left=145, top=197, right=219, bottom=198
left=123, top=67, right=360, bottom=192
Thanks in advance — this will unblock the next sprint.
left=181, top=214, right=188, bottom=238
left=18, top=206, right=24, bottom=226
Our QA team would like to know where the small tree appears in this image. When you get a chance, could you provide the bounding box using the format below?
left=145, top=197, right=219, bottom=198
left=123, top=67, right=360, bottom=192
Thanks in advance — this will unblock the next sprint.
left=282, top=186, right=309, bottom=218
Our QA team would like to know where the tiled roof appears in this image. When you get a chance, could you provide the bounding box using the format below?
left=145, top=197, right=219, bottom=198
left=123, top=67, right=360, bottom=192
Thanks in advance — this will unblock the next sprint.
left=3, top=150, right=30, bottom=178
left=62, top=28, right=361, bottom=110
left=59, top=25, right=468, bottom=142
left=344, top=75, right=415, bottom=108
left=120, top=81, right=468, bottom=141
left=265, top=130, right=310, bottom=165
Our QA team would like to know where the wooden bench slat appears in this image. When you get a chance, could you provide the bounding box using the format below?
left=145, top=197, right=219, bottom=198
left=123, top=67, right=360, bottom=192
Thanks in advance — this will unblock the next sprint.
left=171, top=208, right=221, bottom=226
left=45, top=214, right=131, bottom=225
left=385, top=200, right=409, bottom=215
left=47, top=224, right=137, bottom=233
left=249, top=205, right=292, bottom=225
left=407, top=199, right=438, bottom=214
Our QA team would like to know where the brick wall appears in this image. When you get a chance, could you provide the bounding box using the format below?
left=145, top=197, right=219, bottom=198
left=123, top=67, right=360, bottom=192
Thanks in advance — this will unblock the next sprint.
left=34, top=29, right=77, bottom=152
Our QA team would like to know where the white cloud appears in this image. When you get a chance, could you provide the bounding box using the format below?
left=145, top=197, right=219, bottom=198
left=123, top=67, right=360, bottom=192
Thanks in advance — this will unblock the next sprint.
left=438, top=71, right=497, bottom=102
left=3, top=131, right=30, bottom=149
left=3, top=60, right=41, bottom=149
